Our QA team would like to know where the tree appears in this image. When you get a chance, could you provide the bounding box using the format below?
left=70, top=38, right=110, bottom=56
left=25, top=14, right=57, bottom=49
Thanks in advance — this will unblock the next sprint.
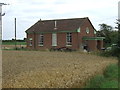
left=116, top=19, right=120, bottom=47
left=99, top=21, right=120, bottom=58
left=109, top=31, right=118, bottom=44
left=97, top=23, right=113, bottom=47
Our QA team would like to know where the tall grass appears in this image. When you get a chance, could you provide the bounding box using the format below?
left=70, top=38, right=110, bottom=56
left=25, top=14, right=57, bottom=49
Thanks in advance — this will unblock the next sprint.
left=85, top=64, right=118, bottom=88
left=85, top=75, right=105, bottom=88
left=104, top=64, right=118, bottom=80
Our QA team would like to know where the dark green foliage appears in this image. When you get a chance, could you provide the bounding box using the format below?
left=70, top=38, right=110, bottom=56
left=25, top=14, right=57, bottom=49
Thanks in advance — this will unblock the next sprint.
left=118, top=30, right=120, bottom=47
left=97, top=22, right=120, bottom=58
left=100, top=47, right=120, bottom=57
left=97, top=23, right=119, bottom=48
left=110, top=31, right=118, bottom=45
left=99, top=50, right=112, bottom=57
left=119, top=64, right=120, bottom=89
left=97, top=23, right=114, bottom=47
left=116, top=19, right=120, bottom=47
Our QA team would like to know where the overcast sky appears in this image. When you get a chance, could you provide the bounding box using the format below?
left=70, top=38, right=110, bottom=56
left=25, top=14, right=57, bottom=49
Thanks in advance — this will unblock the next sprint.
left=1, top=0, right=119, bottom=40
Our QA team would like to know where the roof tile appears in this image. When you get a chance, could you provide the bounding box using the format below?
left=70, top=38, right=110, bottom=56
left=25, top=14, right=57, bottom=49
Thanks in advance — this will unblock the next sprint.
left=26, top=17, right=89, bottom=33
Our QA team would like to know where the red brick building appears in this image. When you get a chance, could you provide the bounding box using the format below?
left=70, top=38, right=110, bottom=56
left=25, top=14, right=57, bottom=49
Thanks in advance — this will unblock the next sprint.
left=25, top=17, right=104, bottom=51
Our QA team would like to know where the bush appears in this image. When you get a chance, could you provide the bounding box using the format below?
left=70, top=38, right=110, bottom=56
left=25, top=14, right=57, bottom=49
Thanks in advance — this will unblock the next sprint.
left=100, top=50, right=112, bottom=57
left=100, top=47, right=120, bottom=57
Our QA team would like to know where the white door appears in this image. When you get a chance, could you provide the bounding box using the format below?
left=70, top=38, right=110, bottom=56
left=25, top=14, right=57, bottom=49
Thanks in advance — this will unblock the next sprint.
left=52, top=33, right=57, bottom=46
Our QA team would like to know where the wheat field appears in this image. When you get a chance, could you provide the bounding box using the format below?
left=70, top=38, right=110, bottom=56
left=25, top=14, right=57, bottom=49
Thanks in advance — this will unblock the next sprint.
left=2, top=50, right=118, bottom=88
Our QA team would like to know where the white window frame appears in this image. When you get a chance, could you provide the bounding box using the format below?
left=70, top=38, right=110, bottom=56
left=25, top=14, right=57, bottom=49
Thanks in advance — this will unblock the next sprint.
left=77, top=27, right=81, bottom=32
left=94, top=30, right=97, bottom=34
left=86, top=27, right=90, bottom=34
left=66, top=32, right=72, bottom=46
left=38, top=34, right=44, bottom=46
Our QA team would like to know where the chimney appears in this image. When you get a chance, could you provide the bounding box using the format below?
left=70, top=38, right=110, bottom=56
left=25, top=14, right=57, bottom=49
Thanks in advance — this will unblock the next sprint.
left=40, top=18, right=42, bottom=21
left=54, top=20, right=57, bottom=30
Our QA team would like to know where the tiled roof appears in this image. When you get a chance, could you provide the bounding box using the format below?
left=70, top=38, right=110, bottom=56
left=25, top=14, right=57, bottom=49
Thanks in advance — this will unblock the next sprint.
left=26, top=17, right=93, bottom=33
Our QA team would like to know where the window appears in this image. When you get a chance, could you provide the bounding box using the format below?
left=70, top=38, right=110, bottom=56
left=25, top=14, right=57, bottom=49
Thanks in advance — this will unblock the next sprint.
left=38, top=34, right=44, bottom=46
left=94, top=30, right=97, bottom=34
left=66, top=33, right=72, bottom=45
left=86, top=27, right=90, bottom=34
left=77, top=27, right=81, bottom=32
left=29, top=38, right=32, bottom=46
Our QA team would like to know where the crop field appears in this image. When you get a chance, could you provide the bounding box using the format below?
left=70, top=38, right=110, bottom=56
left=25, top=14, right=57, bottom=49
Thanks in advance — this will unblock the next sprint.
left=2, top=45, right=26, bottom=50
left=2, top=50, right=118, bottom=88
left=2, top=41, right=26, bottom=49
left=2, top=41, right=26, bottom=45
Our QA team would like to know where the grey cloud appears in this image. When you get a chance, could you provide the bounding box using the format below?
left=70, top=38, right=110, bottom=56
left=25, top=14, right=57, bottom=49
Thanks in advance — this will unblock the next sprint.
left=2, top=0, right=119, bottom=40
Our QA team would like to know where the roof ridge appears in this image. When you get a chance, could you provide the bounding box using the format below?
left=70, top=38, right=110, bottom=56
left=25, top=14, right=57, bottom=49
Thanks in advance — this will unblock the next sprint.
left=39, top=17, right=88, bottom=22
left=26, top=17, right=95, bottom=33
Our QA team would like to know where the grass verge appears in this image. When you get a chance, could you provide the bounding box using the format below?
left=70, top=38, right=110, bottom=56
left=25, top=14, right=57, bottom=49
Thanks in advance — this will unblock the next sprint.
left=85, top=64, right=118, bottom=88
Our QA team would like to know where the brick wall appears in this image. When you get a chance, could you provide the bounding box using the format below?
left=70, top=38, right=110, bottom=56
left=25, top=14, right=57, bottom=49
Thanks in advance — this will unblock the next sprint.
left=78, top=18, right=97, bottom=51
left=26, top=19, right=101, bottom=51
left=27, top=32, right=80, bottom=50
left=80, top=18, right=95, bottom=37
left=26, top=33, right=34, bottom=49
left=36, top=33, right=52, bottom=50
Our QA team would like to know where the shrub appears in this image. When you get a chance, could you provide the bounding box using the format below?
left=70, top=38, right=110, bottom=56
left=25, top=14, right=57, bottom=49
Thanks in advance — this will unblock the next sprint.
left=111, top=47, right=120, bottom=57
left=100, top=47, right=120, bottom=57
left=99, top=50, right=112, bottom=57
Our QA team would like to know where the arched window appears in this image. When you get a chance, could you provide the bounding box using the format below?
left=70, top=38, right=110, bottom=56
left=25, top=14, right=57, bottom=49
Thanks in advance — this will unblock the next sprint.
left=86, top=27, right=90, bottom=34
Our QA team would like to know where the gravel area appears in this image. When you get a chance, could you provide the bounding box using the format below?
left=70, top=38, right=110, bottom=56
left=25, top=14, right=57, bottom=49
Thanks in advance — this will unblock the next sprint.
left=2, top=50, right=118, bottom=88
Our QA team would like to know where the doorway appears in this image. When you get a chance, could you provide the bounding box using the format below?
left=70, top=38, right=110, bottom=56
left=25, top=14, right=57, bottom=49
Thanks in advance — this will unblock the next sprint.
left=52, top=33, right=57, bottom=46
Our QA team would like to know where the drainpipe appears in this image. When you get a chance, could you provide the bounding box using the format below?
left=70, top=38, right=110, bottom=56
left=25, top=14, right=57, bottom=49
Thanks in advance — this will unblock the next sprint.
left=77, top=27, right=81, bottom=50
left=33, top=30, right=36, bottom=50
left=77, top=32, right=80, bottom=50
